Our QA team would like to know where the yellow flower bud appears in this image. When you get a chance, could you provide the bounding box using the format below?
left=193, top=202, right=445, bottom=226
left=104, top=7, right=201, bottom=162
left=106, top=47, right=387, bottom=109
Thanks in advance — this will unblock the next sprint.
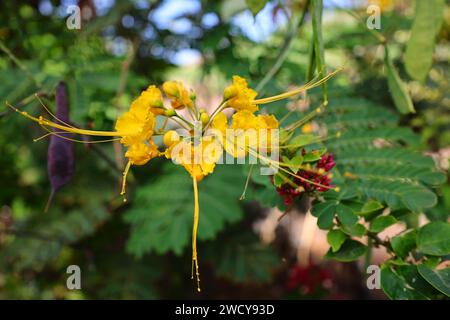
left=162, top=81, right=180, bottom=98
left=200, top=112, right=210, bottom=126
left=190, top=89, right=196, bottom=101
left=164, top=109, right=176, bottom=117
left=223, top=85, right=237, bottom=100
left=163, top=130, right=180, bottom=147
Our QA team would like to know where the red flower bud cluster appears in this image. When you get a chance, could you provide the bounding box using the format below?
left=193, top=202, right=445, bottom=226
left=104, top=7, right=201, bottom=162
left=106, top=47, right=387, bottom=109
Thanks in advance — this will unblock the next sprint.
left=274, top=152, right=335, bottom=206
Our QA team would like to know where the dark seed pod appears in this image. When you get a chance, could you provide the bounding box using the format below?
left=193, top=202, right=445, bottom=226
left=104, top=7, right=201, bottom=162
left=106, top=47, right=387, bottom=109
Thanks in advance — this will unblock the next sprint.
left=45, top=81, right=75, bottom=212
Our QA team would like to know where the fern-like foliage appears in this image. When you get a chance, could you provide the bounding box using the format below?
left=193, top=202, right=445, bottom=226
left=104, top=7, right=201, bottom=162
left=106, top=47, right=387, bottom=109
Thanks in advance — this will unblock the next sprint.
left=0, top=203, right=109, bottom=271
left=124, top=165, right=246, bottom=257
left=318, top=96, right=446, bottom=213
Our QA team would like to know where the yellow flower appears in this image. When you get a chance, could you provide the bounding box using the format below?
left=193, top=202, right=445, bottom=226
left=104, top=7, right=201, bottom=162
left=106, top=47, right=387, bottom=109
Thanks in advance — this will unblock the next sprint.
left=162, top=80, right=194, bottom=109
left=210, top=111, right=228, bottom=135
left=230, top=111, right=279, bottom=156
left=167, top=138, right=221, bottom=181
left=224, top=76, right=258, bottom=113
left=125, top=141, right=159, bottom=165
left=231, top=111, right=278, bottom=130
left=114, top=104, right=155, bottom=147
left=138, top=85, right=165, bottom=115
left=259, top=114, right=278, bottom=129
left=163, top=130, right=180, bottom=147
left=301, top=123, right=313, bottom=133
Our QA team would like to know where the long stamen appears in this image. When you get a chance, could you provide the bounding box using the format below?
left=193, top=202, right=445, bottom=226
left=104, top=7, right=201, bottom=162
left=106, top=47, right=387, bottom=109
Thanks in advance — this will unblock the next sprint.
left=35, top=125, right=121, bottom=144
left=120, top=161, right=132, bottom=202
left=254, top=69, right=342, bottom=105
left=246, top=147, right=335, bottom=191
left=191, top=176, right=201, bottom=292
left=33, top=130, right=70, bottom=142
left=239, top=164, right=254, bottom=200
left=6, top=102, right=127, bottom=137
left=273, top=131, right=341, bottom=150
left=35, top=94, right=77, bottom=129
left=285, top=105, right=323, bottom=132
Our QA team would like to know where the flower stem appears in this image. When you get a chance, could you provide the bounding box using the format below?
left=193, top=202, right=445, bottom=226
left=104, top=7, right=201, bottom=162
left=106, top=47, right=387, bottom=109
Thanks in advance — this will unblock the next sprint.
left=192, top=176, right=201, bottom=292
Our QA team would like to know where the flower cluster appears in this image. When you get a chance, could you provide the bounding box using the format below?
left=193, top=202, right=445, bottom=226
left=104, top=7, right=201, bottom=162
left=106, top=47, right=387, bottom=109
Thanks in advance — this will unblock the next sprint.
left=9, top=69, right=340, bottom=292
left=275, top=151, right=336, bottom=206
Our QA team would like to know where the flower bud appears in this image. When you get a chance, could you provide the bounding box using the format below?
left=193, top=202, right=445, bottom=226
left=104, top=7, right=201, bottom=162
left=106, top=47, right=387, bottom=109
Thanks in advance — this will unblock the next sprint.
left=200, top=112, right=210, bottom=125
left=164, top=109, right=176, bottom=117
left=163, top=130, right=180, bottom=147
left=151, top=99, right=164, bottom=109
left=162, top=81, right=180, bottom=98
left=189, top=89, right=196, bottom=101
left=223, top=85, right=237, bottom=100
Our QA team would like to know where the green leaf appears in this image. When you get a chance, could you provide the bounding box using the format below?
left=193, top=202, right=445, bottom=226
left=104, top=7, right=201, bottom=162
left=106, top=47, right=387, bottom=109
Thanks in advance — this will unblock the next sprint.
left=245, top=0, right=267, bottom=16
left=340, top=223, right=366, bottom=237
left=369, top=215, right=397, bottom=233
left=391, top=230, right=417, bottom=259
left=316, top=203, right=336, bottom=230
left=417, top=265, right=450, bottom=297
left=417, top=222, right=450, bottom=256
left=325, top=239, right=367, bottom=262
left=327, top=229, right=347, bottom=252
left=381, top=265, right=441, bottom=300
left=303, top=152, right=322, bottom=163
left=385, top=46, right=415, bottom=114
left=358, top=199, right=384, bottom=218
left=311, top=201, right=335, bottom=218
left=273, top=173, right=285, bottom=187
left=124, top=165, right=245, bottom=256
left=288, top=134, right=318, bottom=151
left=336, top=204, right=358, bottom=226
left=404, top=0, right=445, bottom=82
left=282, top=155, right=303, bottom=173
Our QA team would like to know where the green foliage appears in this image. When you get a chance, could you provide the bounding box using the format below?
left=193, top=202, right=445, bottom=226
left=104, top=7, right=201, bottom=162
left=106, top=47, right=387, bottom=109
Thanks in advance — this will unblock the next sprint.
left=385, top=46, right=415, bottom=114
left=313, top=94, right=448, bottom=299
left=369, top=216, right=397, bottom=233
left=124, top=165, right=245, bottom=257
left=325, top=239, right=367, bottom=262
left=319, top=96, right=444, bottom=213
left=416, top=222, right=450, bottom=256
left=391, top=230, right=417, bottom=259
left=326, top=229, right=346, bottom=253
left=381, top=265, right=443, bottom=300
left=0, top=203, right=110, bottom=272
left=245, top=0, right=268, bottom=16
left=404, top=0, right=445, bottom=82
left=417, top=265, right=450, bottom=297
